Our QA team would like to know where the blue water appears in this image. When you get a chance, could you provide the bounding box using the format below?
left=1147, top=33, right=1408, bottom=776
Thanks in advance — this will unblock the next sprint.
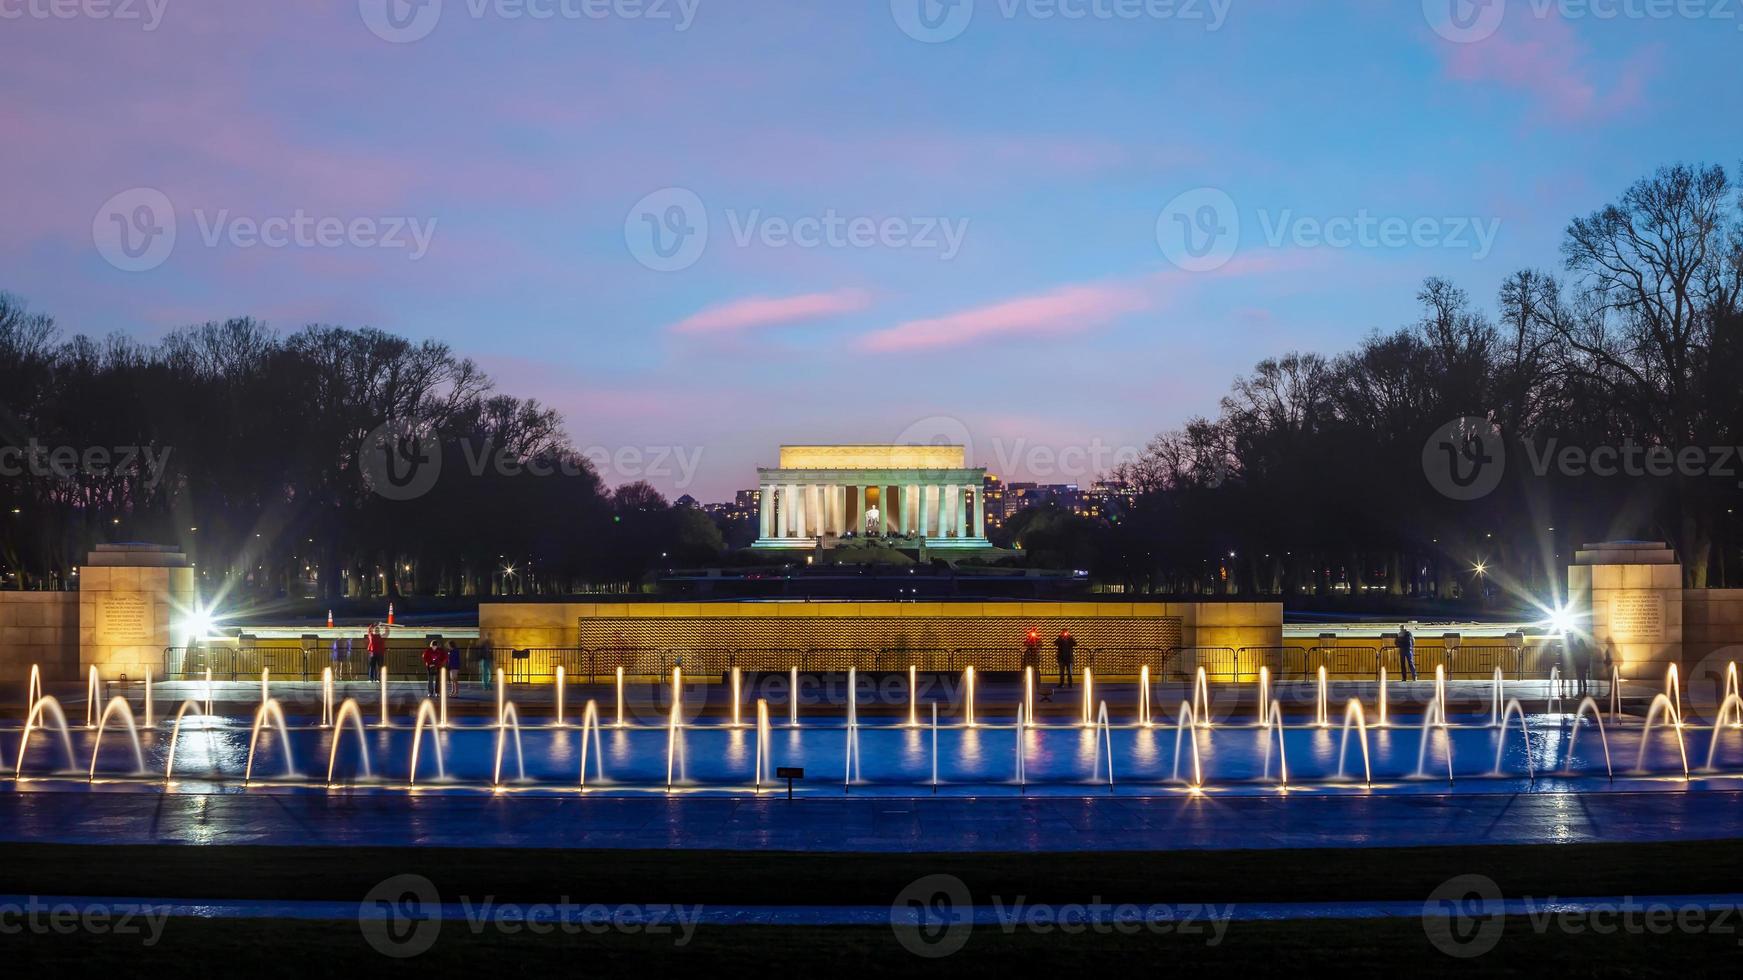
left=8, top=710, right=1742, bottom=795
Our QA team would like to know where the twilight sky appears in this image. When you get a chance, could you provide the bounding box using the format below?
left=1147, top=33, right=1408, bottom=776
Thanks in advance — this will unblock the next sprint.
left=3, top=0, right=1739, bottom=500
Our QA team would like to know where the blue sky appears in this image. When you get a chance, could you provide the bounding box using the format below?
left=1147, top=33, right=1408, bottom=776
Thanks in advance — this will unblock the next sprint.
left=3, top=0, right=1739, bottom=499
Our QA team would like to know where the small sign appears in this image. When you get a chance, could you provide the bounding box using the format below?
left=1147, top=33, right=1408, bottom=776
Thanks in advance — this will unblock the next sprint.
left=776, top=767, right=805, bottom=779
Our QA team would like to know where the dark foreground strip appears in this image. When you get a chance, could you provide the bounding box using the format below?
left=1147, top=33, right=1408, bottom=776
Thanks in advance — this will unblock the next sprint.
left=5, top=917, right=1741, bottom=975
left=5, top=839, right=1743, bottom=906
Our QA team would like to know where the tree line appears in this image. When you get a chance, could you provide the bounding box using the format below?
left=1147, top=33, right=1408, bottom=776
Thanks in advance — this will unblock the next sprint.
left=0, top=310, right=724, bottom=601
left=1043, top=162, right=1742, bottom=601
left=4, top=161, right=1739, bottom=609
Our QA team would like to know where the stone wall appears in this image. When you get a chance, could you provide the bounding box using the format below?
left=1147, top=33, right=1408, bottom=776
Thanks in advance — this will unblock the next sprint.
left=0, top=591, right=80, bottom=683
left=480, top=599, right=1284, bottom=675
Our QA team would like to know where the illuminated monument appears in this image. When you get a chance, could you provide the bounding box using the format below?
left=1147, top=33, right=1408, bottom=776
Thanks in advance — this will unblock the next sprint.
left=752, top=445, right=991, bottom=550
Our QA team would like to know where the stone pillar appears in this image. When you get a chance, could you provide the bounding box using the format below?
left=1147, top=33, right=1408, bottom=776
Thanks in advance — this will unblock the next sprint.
left=758, top=485, right=773, bottom=538
left=786, top=484, right=800, bottom=537
left=940, top=485, right=955, bottom=538
left=79, top=544, right=197, bottom=680
left=854, top=485, right=867, bottom=536
left=1569, top=540, right=1683, bottom=680
left=974, top=487, right=986, bottom=539
left=917, top=484, right=931, bottom=539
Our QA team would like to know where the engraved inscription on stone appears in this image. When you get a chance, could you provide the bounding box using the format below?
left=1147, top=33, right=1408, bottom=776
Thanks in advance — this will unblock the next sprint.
left=98, top=593, right=152, bottom=643
left=1609, top=591, right=1665, bottom=641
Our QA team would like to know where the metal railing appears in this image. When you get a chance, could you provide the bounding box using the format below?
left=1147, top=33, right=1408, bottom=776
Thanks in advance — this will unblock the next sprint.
left=162, top=641, right=1566, bottom=684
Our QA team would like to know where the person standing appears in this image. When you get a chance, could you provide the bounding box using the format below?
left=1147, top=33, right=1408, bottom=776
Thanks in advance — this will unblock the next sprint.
left=446, top=641, right=462, bottom=696
left=422, top=639, right=443, bottom=697
left=476, top=637, right=494, bottom=690
left=1022, top=630, right=1040, bottom=673
left=1398, top=625, right=1418, bottom=682
left=1054, top=629, right=1077, bottom=690
left=366, top=624, right=386, bottom=682
left=1571, top=634, right=1592, bottom=698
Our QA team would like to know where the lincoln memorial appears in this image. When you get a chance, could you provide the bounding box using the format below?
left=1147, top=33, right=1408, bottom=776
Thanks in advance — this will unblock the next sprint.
left=752, top=444, right=992, bottom=550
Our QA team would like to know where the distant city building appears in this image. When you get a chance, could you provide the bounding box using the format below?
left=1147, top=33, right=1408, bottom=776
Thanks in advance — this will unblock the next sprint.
left=981, top=474, right=1006, bottom=529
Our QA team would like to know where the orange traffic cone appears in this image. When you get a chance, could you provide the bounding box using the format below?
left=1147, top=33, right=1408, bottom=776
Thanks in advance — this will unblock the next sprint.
left=326, top=609, right=334, bottom=628
left=387, top=602, right=395, bottom=626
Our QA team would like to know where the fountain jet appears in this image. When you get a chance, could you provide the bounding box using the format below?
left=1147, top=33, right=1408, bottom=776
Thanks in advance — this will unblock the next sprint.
left=14, top=696, right=76, bottom=776
left=1635, top=693, right=1688, bottom=778
left=1336, top=699, right=1372, bottom=787
left=579, top=699, right=607, bottom=789
left=1565, top=697, right=1613, bottom=780
left=408, top=698, right=445, bottom=784
left=325, top=699, right=374, bottom=784
left=243, top=699, right=296, bottom=784
left=87, top=696, right=146, bottom=780
left=1492, top=698, right=1537, bottom=781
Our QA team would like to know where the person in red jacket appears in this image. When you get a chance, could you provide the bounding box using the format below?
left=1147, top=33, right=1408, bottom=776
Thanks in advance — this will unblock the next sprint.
left=422, top=640, right=444, bottom=697
left=366, top=624, right=388, bottom=681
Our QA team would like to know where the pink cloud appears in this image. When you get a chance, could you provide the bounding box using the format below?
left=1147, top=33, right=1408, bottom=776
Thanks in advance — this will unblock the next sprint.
left=1437, top=16, right=1660, bottom=121
left=857, top=281, right=1152, bottom=354
left=668, top=288, right=872, bottom=336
